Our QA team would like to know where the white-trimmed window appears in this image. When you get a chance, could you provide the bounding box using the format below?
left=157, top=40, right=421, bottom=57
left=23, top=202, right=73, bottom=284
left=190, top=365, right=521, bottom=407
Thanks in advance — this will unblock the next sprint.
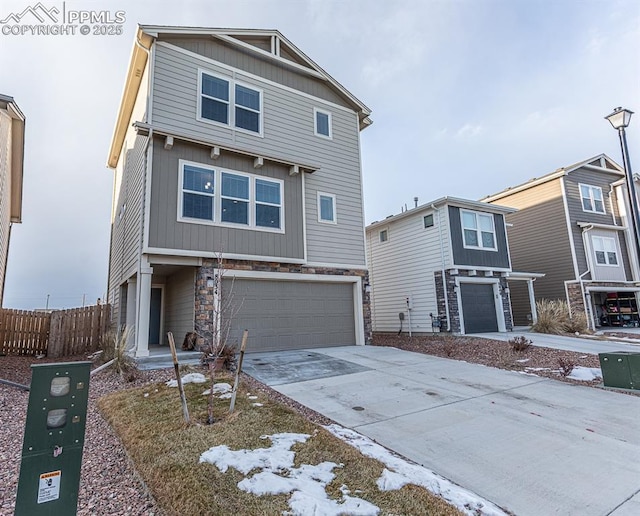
left=317, top=192, right=336, bottom=223
left=593, top=236, right=619, bottom=266
left=178, top=160, right=283, bottom=231
left=198, top=70, right=263, bottom=135
left=423, top=213, right=434, bottom=228
left=580, top=184, right=605, bottom=214
left=461, top=210, right=497, bottom=250
left=379, top=229, right=389, bottom=243
left=314, top=108, right=332, bottom=138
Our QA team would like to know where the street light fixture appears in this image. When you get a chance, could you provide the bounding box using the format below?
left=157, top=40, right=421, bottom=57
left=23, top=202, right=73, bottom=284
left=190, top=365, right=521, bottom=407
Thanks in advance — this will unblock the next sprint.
left=605, top=107, right=640, bottom=271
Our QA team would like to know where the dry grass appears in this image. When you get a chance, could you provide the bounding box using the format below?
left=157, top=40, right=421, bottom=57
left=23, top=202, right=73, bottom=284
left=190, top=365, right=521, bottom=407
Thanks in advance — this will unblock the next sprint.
left=531, top=299, right=590, bottom=335
left=98, top=371, right=462, bottom=516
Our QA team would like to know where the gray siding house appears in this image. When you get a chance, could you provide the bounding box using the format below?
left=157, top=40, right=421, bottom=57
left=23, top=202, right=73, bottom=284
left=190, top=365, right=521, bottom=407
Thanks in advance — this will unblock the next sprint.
left=483, top=154, right=640, bottom=330
left=107, top=26, right=372, bottom=356
left=0, top=95, right=25, bottom=307
left=366, top=198, right=541, bottom=335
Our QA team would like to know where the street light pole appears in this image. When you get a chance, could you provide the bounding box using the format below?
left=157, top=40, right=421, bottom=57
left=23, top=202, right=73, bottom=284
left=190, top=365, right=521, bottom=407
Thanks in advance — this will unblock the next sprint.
left=605, top=107, right=640, bottom=273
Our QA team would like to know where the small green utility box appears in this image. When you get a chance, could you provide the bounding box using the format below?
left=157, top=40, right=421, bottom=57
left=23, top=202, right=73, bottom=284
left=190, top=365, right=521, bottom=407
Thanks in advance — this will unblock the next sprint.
left=15, top=361, right=91, bottom=515
left=598, top=352, right=640, bottom=390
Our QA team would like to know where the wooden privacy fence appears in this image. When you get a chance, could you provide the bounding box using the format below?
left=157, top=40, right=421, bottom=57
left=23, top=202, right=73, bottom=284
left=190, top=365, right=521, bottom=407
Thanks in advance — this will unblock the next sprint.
left=0, top=304, right=111, bottom=357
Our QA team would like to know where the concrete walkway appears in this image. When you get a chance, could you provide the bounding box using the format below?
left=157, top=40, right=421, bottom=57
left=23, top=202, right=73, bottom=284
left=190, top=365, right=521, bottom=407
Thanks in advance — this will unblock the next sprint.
left=244, top=346, right=640, bottom=516
left=469, top=330, right=640, bottom=354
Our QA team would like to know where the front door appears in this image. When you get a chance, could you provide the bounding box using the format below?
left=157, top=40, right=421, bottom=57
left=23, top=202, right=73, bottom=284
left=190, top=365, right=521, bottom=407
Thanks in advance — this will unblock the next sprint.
left=149, top=287, right=162, bottom=345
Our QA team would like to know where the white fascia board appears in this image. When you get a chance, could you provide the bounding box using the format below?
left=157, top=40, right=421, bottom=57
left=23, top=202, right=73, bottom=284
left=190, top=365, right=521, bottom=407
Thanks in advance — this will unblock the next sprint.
left=366, top=196, right=516, bottom=232
left=136, top=122, right=320, bottom=172
left=143, top=247, right=306, bottom=264
left=508, top=271, right=546, bottom=280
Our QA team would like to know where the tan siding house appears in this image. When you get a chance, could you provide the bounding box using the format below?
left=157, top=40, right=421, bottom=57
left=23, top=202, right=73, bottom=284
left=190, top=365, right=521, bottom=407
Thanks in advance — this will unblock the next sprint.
left=484, top=154, right=640, bottom=329
left=0, top=95, right=25, bottom=307
left=106, top=26, right=372, bottom=357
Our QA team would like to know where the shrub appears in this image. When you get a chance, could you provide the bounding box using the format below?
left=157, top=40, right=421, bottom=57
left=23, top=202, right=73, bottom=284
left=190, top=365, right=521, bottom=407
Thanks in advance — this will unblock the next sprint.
left=557, top=357, right=575, bottom=377
left=563, top=310, right=590, bottom=334
left=509, top=335, right=532, bottom=352
left=532, top=299, right=568, bottom=334
left=101, top=327, right=139, bottom=381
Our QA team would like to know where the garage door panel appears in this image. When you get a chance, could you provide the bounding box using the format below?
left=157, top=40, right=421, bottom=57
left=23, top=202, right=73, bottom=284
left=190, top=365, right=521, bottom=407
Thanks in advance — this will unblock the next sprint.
left=222, top=278, right=356, bottom=352
left=460, top=283, right=499, bottom=333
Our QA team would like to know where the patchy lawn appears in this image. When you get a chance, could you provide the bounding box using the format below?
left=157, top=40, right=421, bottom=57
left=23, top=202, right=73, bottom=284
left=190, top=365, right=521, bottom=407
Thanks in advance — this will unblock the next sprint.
left=98, top=371, right=465, bottom=516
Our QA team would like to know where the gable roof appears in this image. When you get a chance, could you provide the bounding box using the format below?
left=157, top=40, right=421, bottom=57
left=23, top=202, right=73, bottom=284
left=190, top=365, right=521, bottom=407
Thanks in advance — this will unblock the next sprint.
left=108, top=25, right=372, bottom=169
left=366, top=196, right=516, bottom=231
left=0, top=94, right=25, bottom=223
left=481, top=154, right=623, bottom=203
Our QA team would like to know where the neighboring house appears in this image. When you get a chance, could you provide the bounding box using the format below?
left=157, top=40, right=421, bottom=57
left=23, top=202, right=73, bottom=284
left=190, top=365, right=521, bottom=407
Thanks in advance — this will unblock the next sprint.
left=366, top=197, right=542, bottom=335
left=483, top=154, right=640, bottom=330
left=0, top=95, right=25, bottom=307
left=106, top=26, right=372, bottom=357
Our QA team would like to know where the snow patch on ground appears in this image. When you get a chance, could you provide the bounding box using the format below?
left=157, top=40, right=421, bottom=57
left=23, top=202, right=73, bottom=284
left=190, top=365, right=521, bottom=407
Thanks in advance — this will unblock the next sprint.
left=199, top=432, right=379, bottom=515
left=165, top=373, right=207, bottom=387
left=325, top=425, right=507, bottom=516
left=567, top=366, right=602, bottom=381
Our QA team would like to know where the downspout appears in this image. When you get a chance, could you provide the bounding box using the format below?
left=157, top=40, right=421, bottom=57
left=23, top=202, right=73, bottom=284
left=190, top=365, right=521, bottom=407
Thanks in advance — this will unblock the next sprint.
left=608, top=184, right=618, bottom=226
left=579, top=224, right=594, bottom=328
left=432, top=204, right=451, bottom=331
left=1, top=222, right=12, bottom=307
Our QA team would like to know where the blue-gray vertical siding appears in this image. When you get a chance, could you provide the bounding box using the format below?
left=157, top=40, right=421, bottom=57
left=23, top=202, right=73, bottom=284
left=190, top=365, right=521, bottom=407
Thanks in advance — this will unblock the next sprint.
left=150, top=40, right=366, bottom=267
left=448, top=207, right=510, bottom=269
left=564, top=167, right=632, bottom=280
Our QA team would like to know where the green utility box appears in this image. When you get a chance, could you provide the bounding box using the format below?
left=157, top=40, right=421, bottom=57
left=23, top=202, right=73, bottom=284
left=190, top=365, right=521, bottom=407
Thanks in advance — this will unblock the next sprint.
left=15, top=361, right=91, bottom=515
left=599, top=352, right=640, bottom=390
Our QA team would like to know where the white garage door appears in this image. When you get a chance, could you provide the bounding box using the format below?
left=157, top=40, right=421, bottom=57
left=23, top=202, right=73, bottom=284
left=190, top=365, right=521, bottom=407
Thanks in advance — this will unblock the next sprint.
left=222, top=278, right=356, bottom=352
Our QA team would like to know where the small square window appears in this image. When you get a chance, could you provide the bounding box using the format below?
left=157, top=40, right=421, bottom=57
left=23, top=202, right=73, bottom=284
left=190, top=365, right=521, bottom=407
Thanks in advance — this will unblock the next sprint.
left=314, top=108, right=332, bottom=138
left=318, top=193, right=336, bottom=223
left=579, top=184, right=605, bottom=214
left=379, top=229, right=388, bottom=242
left=423, top=214, right=434, bottom=228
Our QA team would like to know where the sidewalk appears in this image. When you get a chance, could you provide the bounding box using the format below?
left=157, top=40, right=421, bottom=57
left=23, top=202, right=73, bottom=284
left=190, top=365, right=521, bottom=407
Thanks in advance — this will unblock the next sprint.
left=468, top=329, right=640, bottom=354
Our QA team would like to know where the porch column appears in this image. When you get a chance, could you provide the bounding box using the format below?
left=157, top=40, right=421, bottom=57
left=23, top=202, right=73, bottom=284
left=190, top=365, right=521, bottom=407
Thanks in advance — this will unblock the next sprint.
left=527, top=279, right=538, bottom=325
left=126, top=278, right=137, bottom=351
left=135, top=266, right=153, bottom=357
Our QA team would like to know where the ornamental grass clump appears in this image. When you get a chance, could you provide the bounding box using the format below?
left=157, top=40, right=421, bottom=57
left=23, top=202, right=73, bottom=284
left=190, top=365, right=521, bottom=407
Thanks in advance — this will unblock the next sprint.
left=532, top=299, right=590, bottom=335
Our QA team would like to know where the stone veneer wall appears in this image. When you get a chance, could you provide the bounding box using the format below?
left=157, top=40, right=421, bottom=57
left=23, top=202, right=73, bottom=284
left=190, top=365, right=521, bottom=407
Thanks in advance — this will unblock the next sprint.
left=435, top=270, right=512, bottom=333
left=194, top=259, right=372, bottom=347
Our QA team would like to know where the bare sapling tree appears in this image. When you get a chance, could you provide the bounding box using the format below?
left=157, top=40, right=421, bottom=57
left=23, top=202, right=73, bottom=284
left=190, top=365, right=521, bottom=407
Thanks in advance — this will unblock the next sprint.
left=201, top=251, right=242, bottom=424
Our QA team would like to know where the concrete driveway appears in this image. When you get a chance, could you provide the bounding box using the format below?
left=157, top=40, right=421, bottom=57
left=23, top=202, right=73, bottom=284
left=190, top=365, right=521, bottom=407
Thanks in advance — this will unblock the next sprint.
left=244, top=346, right=640, bottom=516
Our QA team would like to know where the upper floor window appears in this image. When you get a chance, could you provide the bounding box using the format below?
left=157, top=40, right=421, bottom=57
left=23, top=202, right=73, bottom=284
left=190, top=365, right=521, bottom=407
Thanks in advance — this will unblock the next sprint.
left=461, top=210, right=496, bottom=250
left=593, top=236, right=618, bottom=266
left=580, top=184, right=605, bottom=214
left=199, top=70, right=263, bottom=135
left=314, top=108, right=332, bottom=139
left=317, top=192, right=336, bottom=224
left=179, top=160, right=282, bottom=232
left=423, top=214, right=434, bottom=228
left=379, top=229, right=388, bottom=243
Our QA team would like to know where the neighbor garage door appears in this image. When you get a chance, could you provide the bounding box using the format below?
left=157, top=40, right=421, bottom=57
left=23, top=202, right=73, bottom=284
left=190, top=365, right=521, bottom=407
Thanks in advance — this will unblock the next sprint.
left=223, top=279, right=356, bottom=352
left=460, top=283, right=498, bottom=333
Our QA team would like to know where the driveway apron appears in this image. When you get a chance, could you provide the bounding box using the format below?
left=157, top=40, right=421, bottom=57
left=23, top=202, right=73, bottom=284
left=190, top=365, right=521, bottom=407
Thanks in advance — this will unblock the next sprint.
left=244, top=345, right=640, bottom=516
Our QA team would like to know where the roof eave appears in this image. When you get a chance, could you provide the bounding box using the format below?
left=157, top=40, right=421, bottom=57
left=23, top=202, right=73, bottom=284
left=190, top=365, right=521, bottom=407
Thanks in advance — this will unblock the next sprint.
left=107, top=26, right=154, bottom=169
left=138, top=25, right=372, bottom=124
left=0, top=95, right=25, bottom=223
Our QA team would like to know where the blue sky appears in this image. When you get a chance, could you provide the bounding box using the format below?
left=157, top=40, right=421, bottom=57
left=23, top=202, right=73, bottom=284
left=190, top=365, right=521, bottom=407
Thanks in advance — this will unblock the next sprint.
left=0, top=0, right=638, bottom=309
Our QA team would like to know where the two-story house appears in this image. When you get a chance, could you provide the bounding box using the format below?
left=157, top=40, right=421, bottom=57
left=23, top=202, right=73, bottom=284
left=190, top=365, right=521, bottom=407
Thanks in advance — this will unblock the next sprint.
left=483, top=154, right=640, bottom=330
left=106, top=26, right=372, bottom=357
left=366, top=197, right=542, bottom=335
left=0, top=94, right=25, bottom=307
